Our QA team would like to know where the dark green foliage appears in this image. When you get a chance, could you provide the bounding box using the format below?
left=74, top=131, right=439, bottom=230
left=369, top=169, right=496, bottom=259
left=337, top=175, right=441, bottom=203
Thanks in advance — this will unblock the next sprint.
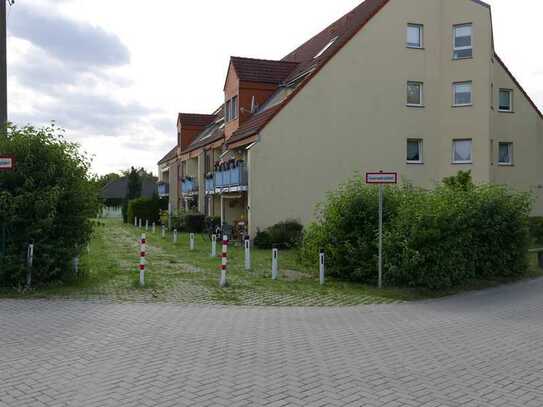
left=302, top=174, right=532, bottom=289
left=127, top=196, right=161, bottom=225
left=529, top=217, right=543, bottom=245
left=253, top=220, right=304, bottom=250
left=302, top=178, right=399, bottom=283
left=184, top=213, right=206, bottom=233
left=254, top=230, right=272, bottom=249
left=442, top=170, right=474, bottom=191
left=126, top=167, right=142, bottom=200
left=0, top=124, right=100, bottom=287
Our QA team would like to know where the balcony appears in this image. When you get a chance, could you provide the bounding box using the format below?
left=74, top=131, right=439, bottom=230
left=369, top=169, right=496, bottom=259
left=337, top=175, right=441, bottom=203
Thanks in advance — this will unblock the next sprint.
left=214, top=163, right=248, bottom=193
left=181, top=178, right=199, bottom=195
left=157, top=182, right=169, bottom=197
left=205, top=177, right=215, bottom=194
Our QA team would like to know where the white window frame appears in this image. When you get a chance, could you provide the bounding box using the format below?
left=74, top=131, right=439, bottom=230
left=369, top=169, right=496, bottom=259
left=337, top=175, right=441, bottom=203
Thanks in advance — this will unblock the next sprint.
left=453, top=23, right=473, bottom=60
left=497, top=142, right=513, bottom=166
left=406, top=24, right=423, bottom=49
left=231, top=96, right=238, bottom=120
left=406, top=139, right=423, bottom=164
left=453, top=81, right=473, bottom=107
left=407, top=81, right=424, bottom=107
left=498, top=89, right=513, bottom=112
left=452, top=139, right=473, bottom=164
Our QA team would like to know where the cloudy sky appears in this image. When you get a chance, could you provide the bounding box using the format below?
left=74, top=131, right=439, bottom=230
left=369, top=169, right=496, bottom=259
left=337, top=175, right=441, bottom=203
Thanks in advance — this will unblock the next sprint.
left=6, top=0, right=543, bottom=176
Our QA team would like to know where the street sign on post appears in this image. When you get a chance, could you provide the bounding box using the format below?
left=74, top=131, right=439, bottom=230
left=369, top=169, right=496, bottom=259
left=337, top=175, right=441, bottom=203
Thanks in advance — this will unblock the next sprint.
left=366, top=171, right=398, bottom=289
left=0, top=155, right=15, bottom=171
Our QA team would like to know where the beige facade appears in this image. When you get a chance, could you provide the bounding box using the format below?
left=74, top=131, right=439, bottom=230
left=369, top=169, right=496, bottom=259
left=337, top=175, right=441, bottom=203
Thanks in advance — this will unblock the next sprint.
left=246, top=0, right=542, bottom=236
left=158, top=0, right=542, bottom=238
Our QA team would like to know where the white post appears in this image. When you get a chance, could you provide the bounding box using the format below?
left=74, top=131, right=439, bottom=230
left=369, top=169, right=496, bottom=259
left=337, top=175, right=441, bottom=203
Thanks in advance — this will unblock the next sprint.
left=138, top=218, right=142, bottom=229
left=272, top=246, right=278, bottom=280
left=161, top=224, right=165, bottom=239
left=26, top=244, right=34, bottom=288
left=378, top=183, right=383, bottom=289
left=145, top=220, right=149, bottom=231
left=190, top=233, right=195, bottom=251
left=139, top=234, right=146, bottom=287
left=220, top=235, right=228, bottom=288
left=134, top=217, right=137, bottom=227
left=152, top=222, right=156, bottom=234
left=319, top=249, right=325, bottom=286
left=244, top=237, right=251, bottom=271
left=173, top=229, right=178, bottom=244
left=211, top=234, right=217, bottom=257
left=73, top=256, right=79, bottom=275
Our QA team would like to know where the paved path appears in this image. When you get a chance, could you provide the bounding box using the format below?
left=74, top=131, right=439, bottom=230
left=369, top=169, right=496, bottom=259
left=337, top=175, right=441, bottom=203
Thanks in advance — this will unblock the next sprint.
left=1, top=279, right=543, bottom=407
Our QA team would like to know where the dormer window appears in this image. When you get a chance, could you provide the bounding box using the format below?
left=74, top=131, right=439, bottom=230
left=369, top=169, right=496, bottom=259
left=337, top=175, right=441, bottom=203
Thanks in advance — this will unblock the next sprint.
left=225, top=96, right=238, bottom=122
left=314, top=36, right=338, bottom=59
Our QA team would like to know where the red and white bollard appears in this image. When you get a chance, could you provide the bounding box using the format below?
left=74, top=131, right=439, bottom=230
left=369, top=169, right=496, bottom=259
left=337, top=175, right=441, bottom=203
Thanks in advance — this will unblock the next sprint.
left=219, top=235, right=228, bottom=288
left=139, top=234, right=146, bottom=287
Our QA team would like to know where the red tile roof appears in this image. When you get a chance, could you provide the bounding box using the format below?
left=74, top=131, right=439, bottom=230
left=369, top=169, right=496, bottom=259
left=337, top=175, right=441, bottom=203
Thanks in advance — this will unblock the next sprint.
left=229, top=104, right=284, bottom=144
left=230, top=57, right=300, bottom=85
left=178, top=113, right=216, bottom=128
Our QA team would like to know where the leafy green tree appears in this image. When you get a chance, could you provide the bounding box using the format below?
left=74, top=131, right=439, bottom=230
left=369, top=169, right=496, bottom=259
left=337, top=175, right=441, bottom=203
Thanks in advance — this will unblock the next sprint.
left=442, top=170, right=474, bottom=191
left=0, top=124, right=100, bottom=287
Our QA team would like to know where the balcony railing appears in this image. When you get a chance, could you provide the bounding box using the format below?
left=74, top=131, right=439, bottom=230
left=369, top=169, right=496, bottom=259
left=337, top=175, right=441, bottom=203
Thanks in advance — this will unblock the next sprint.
left=205, top=177, right=215, bottom=194
left=214, top=165, right=248, bottom=191
left=181, top=178, right=198, bottom=194
left=157, top=182, right=169, bottom=197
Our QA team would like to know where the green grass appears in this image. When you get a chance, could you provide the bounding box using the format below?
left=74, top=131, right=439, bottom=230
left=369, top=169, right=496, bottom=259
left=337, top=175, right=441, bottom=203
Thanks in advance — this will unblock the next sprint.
left=1, top=219, right=542, bottom=306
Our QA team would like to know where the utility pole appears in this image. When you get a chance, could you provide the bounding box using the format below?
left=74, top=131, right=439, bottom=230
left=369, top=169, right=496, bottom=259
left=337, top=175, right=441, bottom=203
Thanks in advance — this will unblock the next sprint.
left=1, top=0, right=8, bottom=127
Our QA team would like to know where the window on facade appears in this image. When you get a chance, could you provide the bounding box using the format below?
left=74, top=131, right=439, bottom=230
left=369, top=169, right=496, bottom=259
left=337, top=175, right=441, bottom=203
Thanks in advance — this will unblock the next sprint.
left=453, top=24, right=472, bottom=59
left=453, top=82, right=472, bottom=106
left=407, top=82, right=423, bottom=106
left=498, top=142, right=513, bottom=165
left=499, top=89, right=513, bottom=112
left=407, top=139, right=423, bottom=163
left=453, top=139, right=472, bottom=163
left=407, top=24, right=423, bottom=48
left=231, top=96, right=238, bottom=120
left=225, top=100, right=231, bottom=122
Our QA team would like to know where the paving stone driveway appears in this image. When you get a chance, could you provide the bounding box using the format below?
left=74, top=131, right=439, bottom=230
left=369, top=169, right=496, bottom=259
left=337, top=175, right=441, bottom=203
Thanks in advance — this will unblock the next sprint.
left=1, top=279, right=543, bottom=407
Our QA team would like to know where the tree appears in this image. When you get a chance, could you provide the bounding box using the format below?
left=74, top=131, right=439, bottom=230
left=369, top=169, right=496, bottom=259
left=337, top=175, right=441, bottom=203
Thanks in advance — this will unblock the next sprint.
left=0, top=124, right=100, bottom=287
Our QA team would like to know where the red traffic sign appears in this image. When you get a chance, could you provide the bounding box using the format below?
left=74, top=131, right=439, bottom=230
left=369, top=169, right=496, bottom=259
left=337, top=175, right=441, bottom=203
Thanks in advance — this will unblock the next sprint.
left=0, top=156, right=15, bottom=171
left=366, top=172, right=398, bottom=184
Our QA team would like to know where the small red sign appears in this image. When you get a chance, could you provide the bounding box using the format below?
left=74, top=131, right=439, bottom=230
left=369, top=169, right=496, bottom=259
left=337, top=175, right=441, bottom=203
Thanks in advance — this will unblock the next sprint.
left=366, top=172, right=398, bottom=185
left=0, top=155, right=15, bottom=171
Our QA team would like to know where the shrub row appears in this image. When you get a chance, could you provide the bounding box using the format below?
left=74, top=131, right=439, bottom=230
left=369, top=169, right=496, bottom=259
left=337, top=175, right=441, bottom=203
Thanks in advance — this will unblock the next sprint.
left=303, top=173, right=532, bottom=290
left=254, top=220, right=304, bottom=250
left=529, top=217, right=543, bottom=245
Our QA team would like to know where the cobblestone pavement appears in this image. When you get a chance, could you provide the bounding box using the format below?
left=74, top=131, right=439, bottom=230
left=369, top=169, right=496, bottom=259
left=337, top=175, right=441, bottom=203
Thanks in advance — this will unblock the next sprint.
left=1, top=278, right=543, bottom=407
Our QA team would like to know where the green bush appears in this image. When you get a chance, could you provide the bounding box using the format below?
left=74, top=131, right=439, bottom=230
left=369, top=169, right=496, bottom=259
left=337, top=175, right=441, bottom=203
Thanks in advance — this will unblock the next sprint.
left=205, top=216, right=221, bottom=232
left=529, top=217, right=543, bottom=245
left=302, top=173, right=532, bottom=289
left=254, top=230, right=272, bottom=249
left=184, top=213, right=206, bottom=233
left=302, top=177, right=399, bottom=283
left=127, top=196, right=160, bottom=226
left=267, top=220, right=303, bottom=249
left=0, top=124, right=100, bottom=287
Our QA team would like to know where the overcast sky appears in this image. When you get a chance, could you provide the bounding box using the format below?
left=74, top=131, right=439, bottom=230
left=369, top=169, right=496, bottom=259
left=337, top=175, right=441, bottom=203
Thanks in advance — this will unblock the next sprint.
left=6, top=0, right=543, bottom=176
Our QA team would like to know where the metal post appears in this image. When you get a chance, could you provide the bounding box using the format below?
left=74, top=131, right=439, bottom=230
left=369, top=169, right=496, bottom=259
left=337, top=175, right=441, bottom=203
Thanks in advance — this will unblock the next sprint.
left=26, top=244, right=34, bottom=288
left=0, top=0, right=7, bottom=127
left=152, top=222, right=156, bottom=234
left=219, top=235, right=228, bottom=287
left=161, top=224, right=165, bottom=239
left=378, top=184, right=383, bottom=289
left=320, top=249, right=325, bottom=285
left=138, top=218, right=142, bottom=229
left=134, top=217, right=137, bottom=227
left=190, top=233, right=195, bottom=251
left=139, top=234, right=146, bottom=287
left=145, top=220, right=149, bottom=231
left=244, top=236, right=251, bottom=271
left=173, top=229, right=178, bottom=244
left=72, top=256, right=79, bottom=275
left=272, top=246, right=278, bottom=280
left=211, top=234, right=217, bottom=257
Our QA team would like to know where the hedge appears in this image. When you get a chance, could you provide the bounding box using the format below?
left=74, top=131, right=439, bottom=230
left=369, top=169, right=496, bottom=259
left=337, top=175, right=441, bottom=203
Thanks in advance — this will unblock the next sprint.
left=127, top=197, right=161, bottom=226
left=529, top=217, right=543, bottom=245
left=302, top=173, right=532, bottom=289
left=254, top=220, right=304, bottom=249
